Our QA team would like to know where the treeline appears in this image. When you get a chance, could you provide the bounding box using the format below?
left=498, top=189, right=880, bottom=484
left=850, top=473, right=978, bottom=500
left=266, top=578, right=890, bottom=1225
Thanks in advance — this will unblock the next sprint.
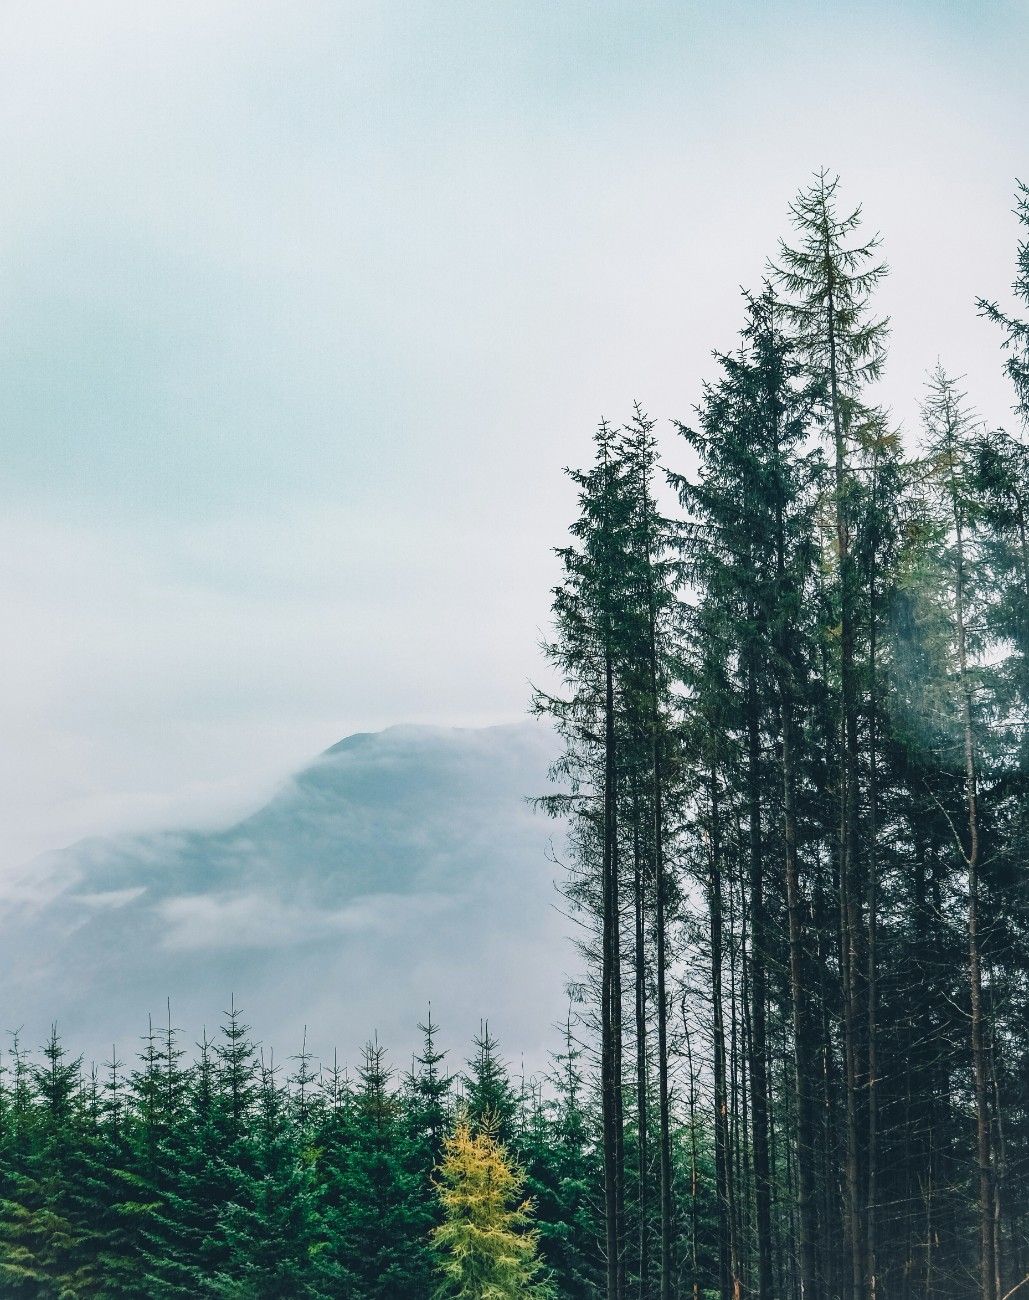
left=0, top=1009, right=662, bottom=1297
left=534, top=173, right=1029, bottom=1300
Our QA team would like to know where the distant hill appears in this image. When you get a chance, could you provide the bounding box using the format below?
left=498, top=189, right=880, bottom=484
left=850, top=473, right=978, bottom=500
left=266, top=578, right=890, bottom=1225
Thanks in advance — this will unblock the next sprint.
left=0, top=722, right=573, bottom=1074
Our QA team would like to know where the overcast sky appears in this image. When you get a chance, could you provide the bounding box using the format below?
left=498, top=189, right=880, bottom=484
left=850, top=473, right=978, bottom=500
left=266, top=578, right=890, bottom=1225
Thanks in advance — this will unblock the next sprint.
left=1, top=0, right=1026, bottom=871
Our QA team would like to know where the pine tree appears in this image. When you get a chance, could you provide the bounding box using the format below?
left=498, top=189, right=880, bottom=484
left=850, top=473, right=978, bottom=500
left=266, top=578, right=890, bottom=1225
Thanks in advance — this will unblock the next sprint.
left=520, top=1013, right=603, bottom=1300
left=0, top=1034, right=48, bottom=1298
left=139, top=1027, right=228, bottom=1297
left=3, top=1027, right=98, bottom=1297
left=676, top=283, right=821, bottom=1300
left=308, top=1053, right=356, bottom=1295
left=620, top=405, right=684, bottom=1300
left=81, top=1048, right=149, bottom=1296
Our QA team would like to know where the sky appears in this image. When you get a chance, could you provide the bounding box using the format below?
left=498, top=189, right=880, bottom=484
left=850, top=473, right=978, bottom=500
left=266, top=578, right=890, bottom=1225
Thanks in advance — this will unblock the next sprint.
left=1, top=0, right=1027, bottom=872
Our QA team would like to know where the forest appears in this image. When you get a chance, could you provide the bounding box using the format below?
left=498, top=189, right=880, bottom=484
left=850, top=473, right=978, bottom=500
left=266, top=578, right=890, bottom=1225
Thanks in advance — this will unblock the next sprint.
left=1, top=171, right=1028, bottom=1299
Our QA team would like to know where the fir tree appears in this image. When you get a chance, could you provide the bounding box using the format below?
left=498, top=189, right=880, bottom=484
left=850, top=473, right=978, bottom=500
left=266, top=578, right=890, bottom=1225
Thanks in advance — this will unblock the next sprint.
left=326, top=1039, right=435, bottom=1298
left=533, top=418, right=636, bottom=1300
left=675, top=283, right=821, bottom=1300
left=84, top=1048, right=150, bottom=1297
left=0, top=1034, right=48, bottom=1298
left=463, top=1024, right=519, bottom=1144
left=140, top=1030, right=225, bottom=1297
left=921, top=366, right=1002, bottom=1300
left=408, top=1008, right=455, bottom=1167
left=213, top=1054, right=323, bottom=1298
left=521, top=1014, right=603, bottom=1300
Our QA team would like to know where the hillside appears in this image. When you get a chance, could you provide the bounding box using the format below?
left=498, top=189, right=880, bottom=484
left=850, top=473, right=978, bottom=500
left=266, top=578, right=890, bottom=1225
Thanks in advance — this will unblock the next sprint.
left=0, top=722, right=572, bottom=1071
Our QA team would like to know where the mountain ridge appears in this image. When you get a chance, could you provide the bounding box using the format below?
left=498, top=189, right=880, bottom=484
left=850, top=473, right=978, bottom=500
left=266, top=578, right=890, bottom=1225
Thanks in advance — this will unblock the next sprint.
left=0, top=720, right=572, bottom=1072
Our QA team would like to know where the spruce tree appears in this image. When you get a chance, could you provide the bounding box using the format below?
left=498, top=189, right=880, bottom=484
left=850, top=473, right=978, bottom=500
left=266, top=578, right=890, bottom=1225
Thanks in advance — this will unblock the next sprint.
left=213, top=1054, right=323, bottom=1298
left=775, top=171, right=889, bottom=1300
left=0, top=1028, right=98, bottom=1297
left=620, top=405, right=684, bottom=1300
left=326, top=1039, right=434, bottom=1298
left=139, top=1026, right=231, bottom=1297
left=534, top=419, right=634, bottom=1300
left=676, top=283, right=821, bottom=1300
left=463, top=1024, right=519, bottom=1144
left=0, top=1034, right=48, bottom=1297
left=84, top=1048, right=149, bottom=1296
left=921, top=366, right=1001, bottom=1300
left=522, top=1014, right=603, bottom=1300
left=408, top=1009, right=455, bottom=1166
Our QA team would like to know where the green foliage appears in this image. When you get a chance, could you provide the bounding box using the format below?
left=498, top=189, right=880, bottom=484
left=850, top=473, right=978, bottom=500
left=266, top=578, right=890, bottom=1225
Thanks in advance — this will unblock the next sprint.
left=978, top=180, right=1029, bottom=423
left=0, top=1008, right=687, bottom=1298
left=408, top=1010, right=455, bottom=1167
left=462, top=1025, right=520, bottom=1145
left=212, top=1058, right=323, bottom=1298
left=322, top=1039, right=436, bottom=1297
left=517, top=1020, right=602, bottom=1300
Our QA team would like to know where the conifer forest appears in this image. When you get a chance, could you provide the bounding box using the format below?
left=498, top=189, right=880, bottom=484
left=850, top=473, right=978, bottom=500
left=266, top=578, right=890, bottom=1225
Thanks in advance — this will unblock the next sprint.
left=2, top=172, right=1028, bottom=1300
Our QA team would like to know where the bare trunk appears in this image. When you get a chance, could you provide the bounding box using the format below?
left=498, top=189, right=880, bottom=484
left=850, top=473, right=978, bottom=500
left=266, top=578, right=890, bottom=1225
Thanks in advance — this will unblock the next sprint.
left=867, top=616, right=880, bottom=1300
left=641, top=458, right=673, bottom=1300
left=633, top=811, right=650, bottom=1299
left=776, top=400, right=819, bottom=1299
left=949, top=435, right=997, bottom=1300
left=682, top=1006, right=701, bottom=1300
left=603, top=649, right=626, bottom=1300
left=653, top=743, right=673, bottom=1300
left=710, top=762, right=734, bottom=1300
left=748, top=656, right=775, bottom=1300
left=826, top=282, right=865, bottom=1300
left=782, top=684, right=819, bottom=1300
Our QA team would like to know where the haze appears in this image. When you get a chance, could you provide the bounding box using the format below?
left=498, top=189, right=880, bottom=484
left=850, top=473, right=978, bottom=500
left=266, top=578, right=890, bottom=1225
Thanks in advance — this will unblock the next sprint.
left=1, top=0, right=1026, bottom=872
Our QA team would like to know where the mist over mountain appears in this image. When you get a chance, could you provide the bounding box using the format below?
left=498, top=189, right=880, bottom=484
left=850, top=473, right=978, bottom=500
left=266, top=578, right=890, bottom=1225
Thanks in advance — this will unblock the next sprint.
left=0, top=722, right=573, bottom=1074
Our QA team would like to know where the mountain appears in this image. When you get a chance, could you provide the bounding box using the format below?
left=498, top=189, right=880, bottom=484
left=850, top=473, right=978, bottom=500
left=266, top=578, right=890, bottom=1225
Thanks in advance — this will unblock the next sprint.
left=0, top=722, right=574, bottom=1074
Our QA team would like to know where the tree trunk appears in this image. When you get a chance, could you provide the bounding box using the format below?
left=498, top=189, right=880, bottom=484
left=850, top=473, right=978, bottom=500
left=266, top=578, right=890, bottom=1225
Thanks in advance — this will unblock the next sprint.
left=633, top=809, right=650, bottom=1299
left=710, top=762, right=734, bottom=1300
left=782, top=685, right=819, bottom=1300
left=953, top=507, right=998, bottom=1300
left=747, top=655, right=775, bottom=1300
left=826, top=285, right=866, bottom=1300
left=682, top=1006, right=701, bottom=1300
left=776, top=416, right=819, bottom=1300
left=603, top=648, right=626, bottom=1300
left=867, top=460, right=881, bottom=1300
left=641, top=463, right=673, bottom=1300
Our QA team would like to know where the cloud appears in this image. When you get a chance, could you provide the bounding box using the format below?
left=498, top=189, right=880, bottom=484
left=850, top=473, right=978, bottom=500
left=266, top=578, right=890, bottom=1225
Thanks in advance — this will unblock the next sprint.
left=74, top=887, right=146, bottom=911
left=0, top=723, right=573, bottom=1071
left=158, top=889, right=452, bottom=952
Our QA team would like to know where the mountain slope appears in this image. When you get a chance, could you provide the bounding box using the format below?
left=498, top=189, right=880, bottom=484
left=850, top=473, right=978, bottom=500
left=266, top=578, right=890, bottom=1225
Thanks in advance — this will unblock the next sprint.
left=0, top=722, right=573, bottom=1072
